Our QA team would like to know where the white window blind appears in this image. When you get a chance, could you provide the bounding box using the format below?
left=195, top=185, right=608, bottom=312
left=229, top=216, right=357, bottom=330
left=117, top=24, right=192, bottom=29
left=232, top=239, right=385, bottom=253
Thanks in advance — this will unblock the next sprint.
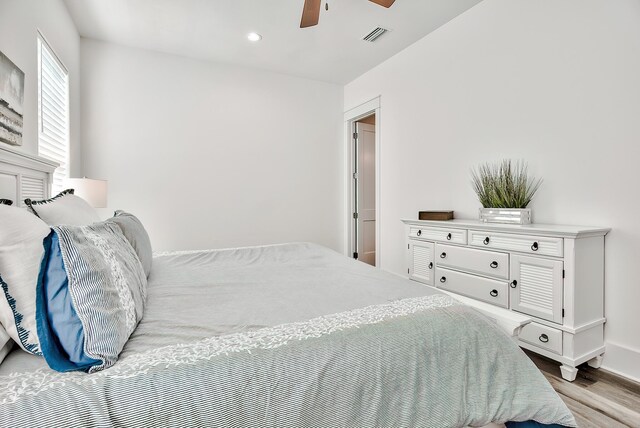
left=37, top=34, right=69, bottom=193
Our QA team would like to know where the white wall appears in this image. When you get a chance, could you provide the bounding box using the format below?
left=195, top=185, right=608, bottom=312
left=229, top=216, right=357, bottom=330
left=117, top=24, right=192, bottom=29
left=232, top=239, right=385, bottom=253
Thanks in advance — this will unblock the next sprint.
left=344, top=0, right=640, bottom=380
left=81, top=39, right=344, bottom=252
left=0, top=0, right=81, bottom=175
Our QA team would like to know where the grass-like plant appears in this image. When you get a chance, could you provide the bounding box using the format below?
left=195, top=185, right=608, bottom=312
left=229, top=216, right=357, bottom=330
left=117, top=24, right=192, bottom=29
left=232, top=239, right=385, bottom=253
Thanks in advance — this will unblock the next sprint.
left=471, top=160, right=542, bottom=208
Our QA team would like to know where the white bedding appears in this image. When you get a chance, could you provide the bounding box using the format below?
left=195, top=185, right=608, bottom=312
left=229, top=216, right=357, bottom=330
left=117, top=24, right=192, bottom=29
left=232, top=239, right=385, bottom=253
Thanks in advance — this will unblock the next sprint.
left=0, top=242, right=440, bottom=374
left=0, top=242, right=574, bottom=427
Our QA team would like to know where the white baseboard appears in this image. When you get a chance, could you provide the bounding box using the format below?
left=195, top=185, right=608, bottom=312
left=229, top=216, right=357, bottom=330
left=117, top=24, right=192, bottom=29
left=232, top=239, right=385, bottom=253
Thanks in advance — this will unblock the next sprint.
left=601, top=342, right=640, bottom=383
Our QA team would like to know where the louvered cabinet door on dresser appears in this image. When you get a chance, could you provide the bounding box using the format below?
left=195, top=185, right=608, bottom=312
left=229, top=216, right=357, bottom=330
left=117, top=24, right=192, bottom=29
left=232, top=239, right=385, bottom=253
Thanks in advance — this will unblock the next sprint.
left=402, top=218, right=609, bottom=382
left=408, top=240, right=435, bottom=286
left=510, top=255, right=563, bottom=324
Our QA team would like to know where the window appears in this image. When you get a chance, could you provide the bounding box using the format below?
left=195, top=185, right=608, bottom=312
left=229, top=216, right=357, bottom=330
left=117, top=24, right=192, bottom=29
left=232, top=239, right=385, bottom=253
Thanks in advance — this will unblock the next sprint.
left=37, top=32, right=69, bottom=193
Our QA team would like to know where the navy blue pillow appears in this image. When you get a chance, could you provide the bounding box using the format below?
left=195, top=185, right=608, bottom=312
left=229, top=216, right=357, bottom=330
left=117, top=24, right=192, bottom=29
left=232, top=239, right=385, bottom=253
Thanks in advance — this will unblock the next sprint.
left=36, top=231, right=99, bottom=372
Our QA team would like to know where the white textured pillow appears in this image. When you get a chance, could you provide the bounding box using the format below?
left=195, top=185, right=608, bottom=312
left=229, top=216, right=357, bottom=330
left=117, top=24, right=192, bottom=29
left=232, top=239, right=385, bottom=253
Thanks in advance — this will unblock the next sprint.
left=0, top=204, right=50, bottom=354
left=0, top=328, right=12, bottom=364
left=25, top=189, right=100, bottom=226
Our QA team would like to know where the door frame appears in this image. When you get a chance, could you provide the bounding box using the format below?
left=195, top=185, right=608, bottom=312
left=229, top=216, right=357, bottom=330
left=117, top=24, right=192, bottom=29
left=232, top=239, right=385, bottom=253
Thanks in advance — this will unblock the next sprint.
left=343, top=96, right=381, bottom=267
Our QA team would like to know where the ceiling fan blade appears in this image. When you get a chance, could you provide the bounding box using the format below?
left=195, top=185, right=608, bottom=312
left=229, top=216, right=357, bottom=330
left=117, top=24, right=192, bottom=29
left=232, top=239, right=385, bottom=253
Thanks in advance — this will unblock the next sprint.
left=300, top=0, right=321, bottom=28
left=369, top=0, right=396, bottom=7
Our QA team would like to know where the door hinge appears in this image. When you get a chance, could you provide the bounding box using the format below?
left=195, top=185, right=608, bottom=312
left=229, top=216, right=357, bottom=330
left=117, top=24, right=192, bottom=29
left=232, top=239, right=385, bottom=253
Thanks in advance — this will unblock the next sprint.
left=353, top=252, right=359, bottom=259
left=407, top=268, right=410, bottom=274
left=353, top=132, right=358, bottom=140
left=352, top=172, right=358, bottom=180
left=353, top=212, right=358, bottom=219
left=407, top=244, right=410, bottom=250
left=562, top=270, right=565, bottom=279
left=562, top=309, right=565, bottom=318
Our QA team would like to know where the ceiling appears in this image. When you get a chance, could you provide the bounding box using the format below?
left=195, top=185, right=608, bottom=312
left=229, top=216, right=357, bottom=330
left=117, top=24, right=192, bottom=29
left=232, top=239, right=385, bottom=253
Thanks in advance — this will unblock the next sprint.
left=63, top=0, right=481, bottom=84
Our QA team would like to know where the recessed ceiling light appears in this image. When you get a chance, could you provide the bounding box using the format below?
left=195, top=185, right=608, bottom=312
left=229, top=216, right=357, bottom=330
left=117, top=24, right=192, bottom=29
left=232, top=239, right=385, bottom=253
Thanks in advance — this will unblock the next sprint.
left=247, top=32, right=262, bottom=42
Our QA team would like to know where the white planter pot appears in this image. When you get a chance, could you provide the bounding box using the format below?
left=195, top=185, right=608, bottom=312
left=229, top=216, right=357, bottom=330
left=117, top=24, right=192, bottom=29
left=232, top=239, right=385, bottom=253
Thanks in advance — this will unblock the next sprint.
left=479, top=208, right=531, bottom=225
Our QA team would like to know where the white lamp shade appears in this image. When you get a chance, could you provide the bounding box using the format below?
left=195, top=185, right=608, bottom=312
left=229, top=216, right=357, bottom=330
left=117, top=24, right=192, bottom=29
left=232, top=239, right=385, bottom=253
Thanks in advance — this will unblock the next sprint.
left=64, top=178, right=108, bottom=208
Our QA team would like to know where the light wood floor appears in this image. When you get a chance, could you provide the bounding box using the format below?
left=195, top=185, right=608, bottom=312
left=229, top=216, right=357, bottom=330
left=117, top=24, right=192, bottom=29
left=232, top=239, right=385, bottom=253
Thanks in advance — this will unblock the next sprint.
left=525, top=350, right=640, bottom=427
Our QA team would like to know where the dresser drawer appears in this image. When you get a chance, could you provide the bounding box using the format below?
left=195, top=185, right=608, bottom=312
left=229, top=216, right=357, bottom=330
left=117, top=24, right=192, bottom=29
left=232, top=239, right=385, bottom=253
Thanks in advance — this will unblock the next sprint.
left=519, top=322, right=562, bottom=355
left=469, top=230, right=563, bottom=257
left=436, top=244, right=509, bottom=280
left=435, top=267, right=508, bottom=308
left=409, top=226, right=467, bottom=245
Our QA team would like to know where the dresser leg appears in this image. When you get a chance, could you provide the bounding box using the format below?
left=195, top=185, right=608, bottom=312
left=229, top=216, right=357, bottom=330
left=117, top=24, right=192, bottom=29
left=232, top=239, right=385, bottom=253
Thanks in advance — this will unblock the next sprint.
left=560, top=364, right=578, bottom=382
left=587, top=354, right=604, bottom=369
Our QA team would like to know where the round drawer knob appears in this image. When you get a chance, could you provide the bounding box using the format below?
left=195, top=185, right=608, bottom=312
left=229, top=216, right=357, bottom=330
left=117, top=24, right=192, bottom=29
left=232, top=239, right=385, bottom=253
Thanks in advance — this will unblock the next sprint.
left=446, top=233, right=452, bottom=240
left=440, top=252, right=447, bottom=259
left=539, top=334, right=549, bottom=343
left=490, top=261, right=499, bottom=269
left=428, top=262, right=433, bottom=269
left=490, top=289, right=499, bottom=297
left=417, top=230, right=422, bottom=236
left=440, top=277, right=447, bottom=283
left=531, top=241, right=539, bottom=251
left=510, top=280, right=518, bottom=288
left=483, top=237, right=490, bottom=245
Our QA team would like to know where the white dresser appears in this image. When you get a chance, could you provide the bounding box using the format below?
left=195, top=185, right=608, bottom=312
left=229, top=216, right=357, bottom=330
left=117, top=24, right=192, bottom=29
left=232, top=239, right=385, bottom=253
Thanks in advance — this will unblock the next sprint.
left=402, top=219, right=609, bottom=381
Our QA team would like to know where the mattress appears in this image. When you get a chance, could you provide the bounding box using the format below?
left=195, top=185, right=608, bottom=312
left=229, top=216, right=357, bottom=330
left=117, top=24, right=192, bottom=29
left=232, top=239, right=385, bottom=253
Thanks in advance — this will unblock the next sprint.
left=0, top=243, right=576, bottom=427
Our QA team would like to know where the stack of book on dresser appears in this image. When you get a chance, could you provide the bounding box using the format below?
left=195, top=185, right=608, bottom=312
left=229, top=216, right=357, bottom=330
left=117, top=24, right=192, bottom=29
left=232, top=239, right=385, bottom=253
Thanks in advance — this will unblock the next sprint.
left=418, top=211, right=454, bottom=221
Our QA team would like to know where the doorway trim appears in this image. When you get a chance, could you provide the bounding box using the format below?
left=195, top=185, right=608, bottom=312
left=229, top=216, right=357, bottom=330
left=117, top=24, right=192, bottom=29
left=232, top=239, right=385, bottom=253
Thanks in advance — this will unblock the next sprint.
left=343, top=96, right=381, bottom=267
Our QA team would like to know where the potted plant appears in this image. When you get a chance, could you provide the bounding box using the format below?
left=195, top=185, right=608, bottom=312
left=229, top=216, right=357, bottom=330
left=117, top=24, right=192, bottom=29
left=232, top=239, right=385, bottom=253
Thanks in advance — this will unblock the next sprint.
left=471, top=159, right=542, bottom=224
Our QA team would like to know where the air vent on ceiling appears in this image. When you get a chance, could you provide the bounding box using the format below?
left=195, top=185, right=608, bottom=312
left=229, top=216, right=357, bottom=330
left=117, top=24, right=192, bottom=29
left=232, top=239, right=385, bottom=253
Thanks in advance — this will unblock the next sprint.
left=362, top=27, right=388, bottom=42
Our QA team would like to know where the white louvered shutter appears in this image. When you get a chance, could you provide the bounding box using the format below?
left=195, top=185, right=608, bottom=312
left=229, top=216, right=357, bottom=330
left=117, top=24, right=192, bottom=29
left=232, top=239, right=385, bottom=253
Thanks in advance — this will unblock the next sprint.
left=37, top=34, right=69, bottom=194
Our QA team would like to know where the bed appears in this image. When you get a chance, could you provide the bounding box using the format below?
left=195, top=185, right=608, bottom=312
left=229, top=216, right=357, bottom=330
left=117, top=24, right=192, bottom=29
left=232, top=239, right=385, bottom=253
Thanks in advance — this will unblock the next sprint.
left=0, top=147, right=575, bottom=427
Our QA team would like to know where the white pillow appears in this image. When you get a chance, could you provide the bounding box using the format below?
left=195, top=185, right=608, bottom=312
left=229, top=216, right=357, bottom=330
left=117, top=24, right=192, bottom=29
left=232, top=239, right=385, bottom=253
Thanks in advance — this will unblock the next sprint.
left=0, top=328, right=13, bottom=364
left=25, top=189, right=100, bottom=226
left=0, top=204, right=50, bottom=354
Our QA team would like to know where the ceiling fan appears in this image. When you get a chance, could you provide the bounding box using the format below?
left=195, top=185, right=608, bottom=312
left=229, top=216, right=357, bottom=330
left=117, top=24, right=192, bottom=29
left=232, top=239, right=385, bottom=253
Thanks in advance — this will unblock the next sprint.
left=300, top=0, right=396, bottom=28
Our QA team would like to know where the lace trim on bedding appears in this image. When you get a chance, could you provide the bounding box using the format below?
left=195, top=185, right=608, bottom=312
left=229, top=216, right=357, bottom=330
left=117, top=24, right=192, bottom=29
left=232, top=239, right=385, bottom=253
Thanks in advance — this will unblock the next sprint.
left=0, top=294, right=458, bottom=404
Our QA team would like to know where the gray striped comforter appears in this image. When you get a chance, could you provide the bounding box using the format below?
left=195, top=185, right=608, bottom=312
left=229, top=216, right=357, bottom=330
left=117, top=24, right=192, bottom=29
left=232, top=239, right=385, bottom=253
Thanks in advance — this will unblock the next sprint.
left=0, top=243, right=575, bottom=427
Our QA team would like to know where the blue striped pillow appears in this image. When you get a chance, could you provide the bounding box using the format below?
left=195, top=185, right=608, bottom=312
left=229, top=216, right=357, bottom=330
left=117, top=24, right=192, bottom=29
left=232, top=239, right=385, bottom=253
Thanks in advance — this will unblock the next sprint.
left=36, top=221, right=147, bottom=372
